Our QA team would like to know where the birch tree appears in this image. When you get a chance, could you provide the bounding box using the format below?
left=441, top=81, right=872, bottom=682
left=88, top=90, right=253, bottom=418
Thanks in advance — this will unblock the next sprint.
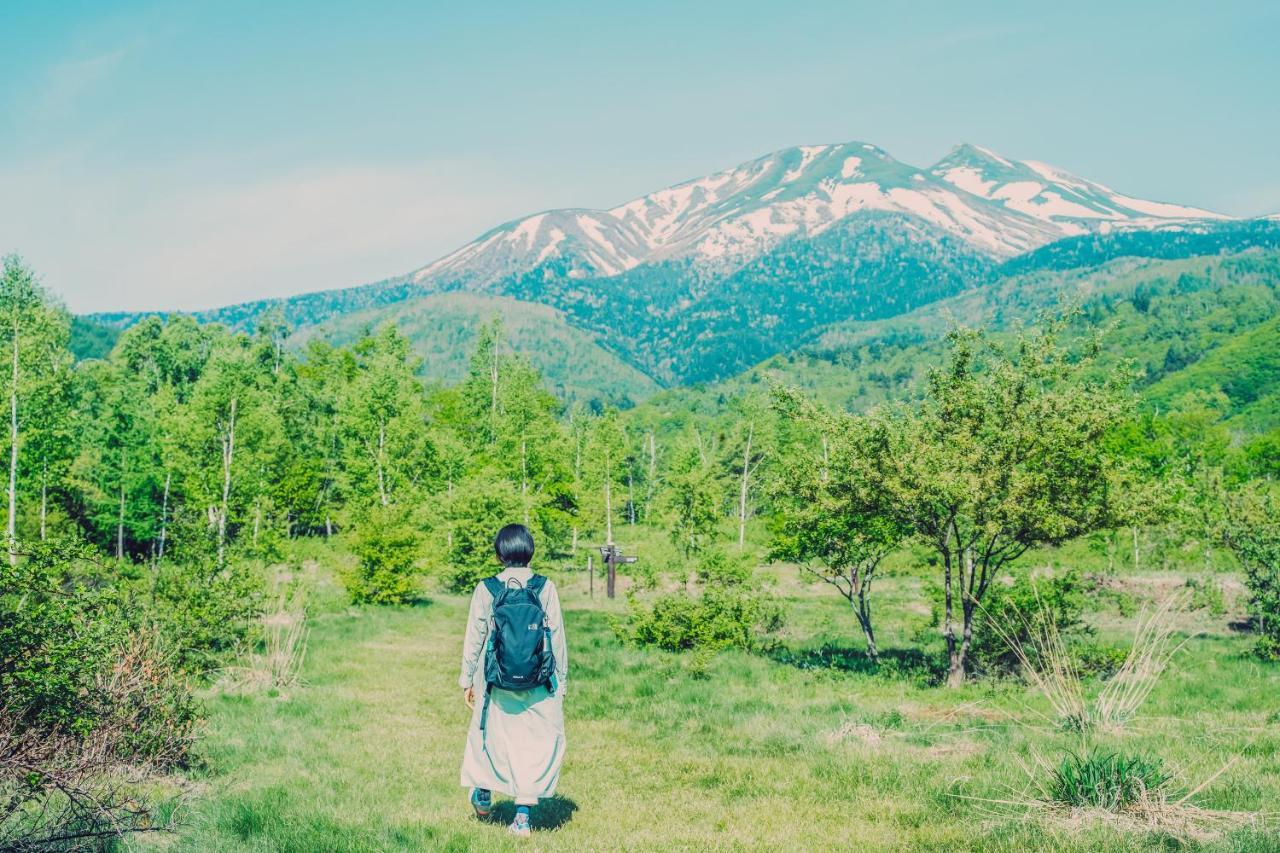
left=340, top=325, right=435, bottom=512
left=0, top=257, right=71, bottom=562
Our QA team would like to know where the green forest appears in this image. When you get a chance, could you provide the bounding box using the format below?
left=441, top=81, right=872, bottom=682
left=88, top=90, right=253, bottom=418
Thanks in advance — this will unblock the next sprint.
left=4, top=244, right=1280, bottom=851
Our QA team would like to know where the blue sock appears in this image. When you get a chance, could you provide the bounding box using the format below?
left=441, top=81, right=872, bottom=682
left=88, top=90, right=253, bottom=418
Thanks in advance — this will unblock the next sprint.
left=516, top=805, right=531, bottom=819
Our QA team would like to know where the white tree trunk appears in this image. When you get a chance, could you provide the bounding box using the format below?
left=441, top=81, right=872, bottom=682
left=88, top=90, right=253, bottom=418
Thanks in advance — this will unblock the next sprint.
left=157, top=470, right=171, bottom=562
left=376, top=419, right=388, bottom=507
left=645, top=431, right=656, bottom=521
left=39, top=464, right=47, bottom=541
left=7, top=321, right=18, bottom=566
left=737, top=421, right=754, bottom=550
left=604, top=447, right=613, bottom=545
left=217, top=397, right=237, bottom=568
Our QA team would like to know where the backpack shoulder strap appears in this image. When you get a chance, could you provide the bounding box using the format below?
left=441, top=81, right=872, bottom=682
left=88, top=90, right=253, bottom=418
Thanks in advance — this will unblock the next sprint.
left=482, top=576, right=504, bottom=600
left=526, top=574, right=548, bottom=595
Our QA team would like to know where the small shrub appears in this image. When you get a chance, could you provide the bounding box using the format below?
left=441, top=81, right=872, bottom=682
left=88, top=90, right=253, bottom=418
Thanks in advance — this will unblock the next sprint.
left=1221, top=486, right=1280, bottom=661
left=346, top=506, right=423, bottom=604
left=1185, top=576, right=1227, bottom=616
left=1069, top=640, right=1128, bottom=680
left=148, top=557, right=264, bottom=672
left=0, top=540, right=124, bottom=733
left=617, top=586, right=783, bottom=654
left=0, top=542, right=196, bottom=849
left=969, top=570, right=1088, bottom=678
left=1049, top=750, right=1171, bottom=810
left=695, top=548, right=753, bottom=587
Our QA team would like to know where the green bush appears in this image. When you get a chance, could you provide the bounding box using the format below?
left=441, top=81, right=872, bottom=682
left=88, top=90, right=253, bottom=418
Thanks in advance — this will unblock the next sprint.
left=0, top=540, right=123, bottom=733
left=347, top=506, right=424, bottom=604
left=0, top=539, right=196, bottom=757
left=967, top=570, right=1088, bottom=678
left=1049, top=750, right=1171, bottom=810
left=694, top=548, right=753, bottom=587
left=1222, top=487, right=1280, bottom=660
left=618, top=586, right=783, bottom=654
left=148, top=557, right=264, bottom=672
left=1069, top=640, right=1129, bottom=680
left=1185, top=575, right=1227, bottom=616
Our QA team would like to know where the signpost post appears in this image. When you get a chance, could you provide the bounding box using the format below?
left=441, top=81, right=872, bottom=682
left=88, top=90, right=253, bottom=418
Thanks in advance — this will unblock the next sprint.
left=598, top=544, right=638, bottom=599
left=587, top=554, right=593, bottom=600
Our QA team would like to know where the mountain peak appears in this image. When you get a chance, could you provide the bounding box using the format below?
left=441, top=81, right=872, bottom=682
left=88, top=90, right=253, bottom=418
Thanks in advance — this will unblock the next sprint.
left=410, top=138, right=1228, bottom=291
left=938, top=143, right=1017, bottom=170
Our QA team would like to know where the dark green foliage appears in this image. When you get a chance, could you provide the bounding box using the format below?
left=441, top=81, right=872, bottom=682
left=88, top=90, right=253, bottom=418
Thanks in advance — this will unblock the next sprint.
left=1069, top=640, right=1129, bottom=680
left=967, top=571, right=1088, bottom=678
left=695, top=548, right=753, bottom=587
left=1222, top=487, right=1280, bottom=660
left=346, top=506, right=424, bottom=604
left=0, top=540, right=123, bottom=733
left=617, top=586, right=783, bottom=654
left=1048, top=750, right=1172, bottom=810
left=1000, top=218, right=1280, bottom=276
left=148, top=557, right=265, bottom=671
left=68, top=315, right=120, bottom=361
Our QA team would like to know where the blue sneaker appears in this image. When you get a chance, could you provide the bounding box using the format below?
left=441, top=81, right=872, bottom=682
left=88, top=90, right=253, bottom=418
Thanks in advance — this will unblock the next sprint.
left=508, top=811, right=531, bottom=838
left=470, top=788, right=492, bottom=818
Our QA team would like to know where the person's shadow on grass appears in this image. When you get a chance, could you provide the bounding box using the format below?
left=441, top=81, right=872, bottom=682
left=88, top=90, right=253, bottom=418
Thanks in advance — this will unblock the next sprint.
left=487, top=796, right=578, bottom=830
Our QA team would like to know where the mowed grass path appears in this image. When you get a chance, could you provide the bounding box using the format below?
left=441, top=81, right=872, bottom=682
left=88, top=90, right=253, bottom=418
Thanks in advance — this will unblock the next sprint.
left=141, top=558, right=1280, bottom=852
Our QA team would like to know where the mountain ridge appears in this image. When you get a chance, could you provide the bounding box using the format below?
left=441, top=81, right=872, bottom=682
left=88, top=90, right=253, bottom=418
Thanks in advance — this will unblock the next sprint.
left=88, top=138, right=1259, bottom=389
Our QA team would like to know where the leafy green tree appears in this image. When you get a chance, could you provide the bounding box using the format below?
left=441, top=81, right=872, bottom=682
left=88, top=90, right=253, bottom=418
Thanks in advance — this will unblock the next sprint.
left=663, top=434, right=723, bottom=560
left=439, top=472, right=524, bottom=592
left=865, top=322, right=1133, bottom=686
left=0, top=256, right=72, bottom=561
left=182, top=333, right=284, bottom=567
left=68, top=362, right=162, bottom=559
left=346, top=503, right=423, bottom=604
left=340, top=325, right=437, bottom=511
left=583, top=410, right=629, bottom=547
left=1222, top=485, right=1280, bottom=660
left=768, top=387, right=907, bottom=662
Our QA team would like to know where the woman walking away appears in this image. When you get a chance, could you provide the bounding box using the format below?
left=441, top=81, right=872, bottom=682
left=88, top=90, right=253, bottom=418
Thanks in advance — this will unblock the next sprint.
left=459, top=523, right=568, bottom=838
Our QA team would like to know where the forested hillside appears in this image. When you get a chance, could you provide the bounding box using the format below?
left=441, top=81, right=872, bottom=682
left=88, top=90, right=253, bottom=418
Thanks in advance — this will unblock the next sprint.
left=88, top=220, right=1280, bottom=392
left=677, top=251, right=1280, bottom=441
left=288, top=291, right=660, bottom=408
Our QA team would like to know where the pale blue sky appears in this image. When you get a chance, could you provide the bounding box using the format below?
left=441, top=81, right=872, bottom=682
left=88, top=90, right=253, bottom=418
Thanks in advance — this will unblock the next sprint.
left=2, top=0, right=1277, bottom=312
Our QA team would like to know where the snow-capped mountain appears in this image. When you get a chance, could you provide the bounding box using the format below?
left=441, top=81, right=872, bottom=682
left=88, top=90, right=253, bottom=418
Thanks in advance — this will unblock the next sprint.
left=410, top=140, right=1226, bottom=293
left=931, top=143, right=1225, bottom=233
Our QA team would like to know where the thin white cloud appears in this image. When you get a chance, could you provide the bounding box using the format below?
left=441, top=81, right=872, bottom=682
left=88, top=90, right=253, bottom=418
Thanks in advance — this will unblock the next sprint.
left=0, top=158, right=560, bottom=313
left=29, top=44, right=135, bottom=123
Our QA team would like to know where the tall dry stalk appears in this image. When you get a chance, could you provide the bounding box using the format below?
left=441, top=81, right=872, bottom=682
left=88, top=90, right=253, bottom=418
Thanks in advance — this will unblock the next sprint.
left=983, top=592, right=1088, bottom=727
left=261, top=583, right=309, bottom=688
left=226, top=581, right=309, bottom=692
left=991, top=589, right=1192, bottom=732
left=1092, top=592, right=1193, bottom=731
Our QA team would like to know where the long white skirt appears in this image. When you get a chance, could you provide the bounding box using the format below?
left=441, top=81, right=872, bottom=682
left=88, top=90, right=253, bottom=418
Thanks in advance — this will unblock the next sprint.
left=460, top=669, right=565, bottom=801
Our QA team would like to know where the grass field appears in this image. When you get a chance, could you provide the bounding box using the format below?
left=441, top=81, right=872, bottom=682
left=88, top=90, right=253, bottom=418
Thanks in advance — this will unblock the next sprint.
left=136, top=537, right=1280, bottom=852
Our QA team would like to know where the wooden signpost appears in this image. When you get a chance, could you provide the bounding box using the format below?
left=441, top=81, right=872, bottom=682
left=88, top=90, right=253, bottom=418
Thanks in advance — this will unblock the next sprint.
left=597, top=544, right=638, bottom=599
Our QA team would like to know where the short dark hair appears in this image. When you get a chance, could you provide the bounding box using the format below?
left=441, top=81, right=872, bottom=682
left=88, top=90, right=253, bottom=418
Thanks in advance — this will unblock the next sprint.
left=494, top=523, right=535, bottom=567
